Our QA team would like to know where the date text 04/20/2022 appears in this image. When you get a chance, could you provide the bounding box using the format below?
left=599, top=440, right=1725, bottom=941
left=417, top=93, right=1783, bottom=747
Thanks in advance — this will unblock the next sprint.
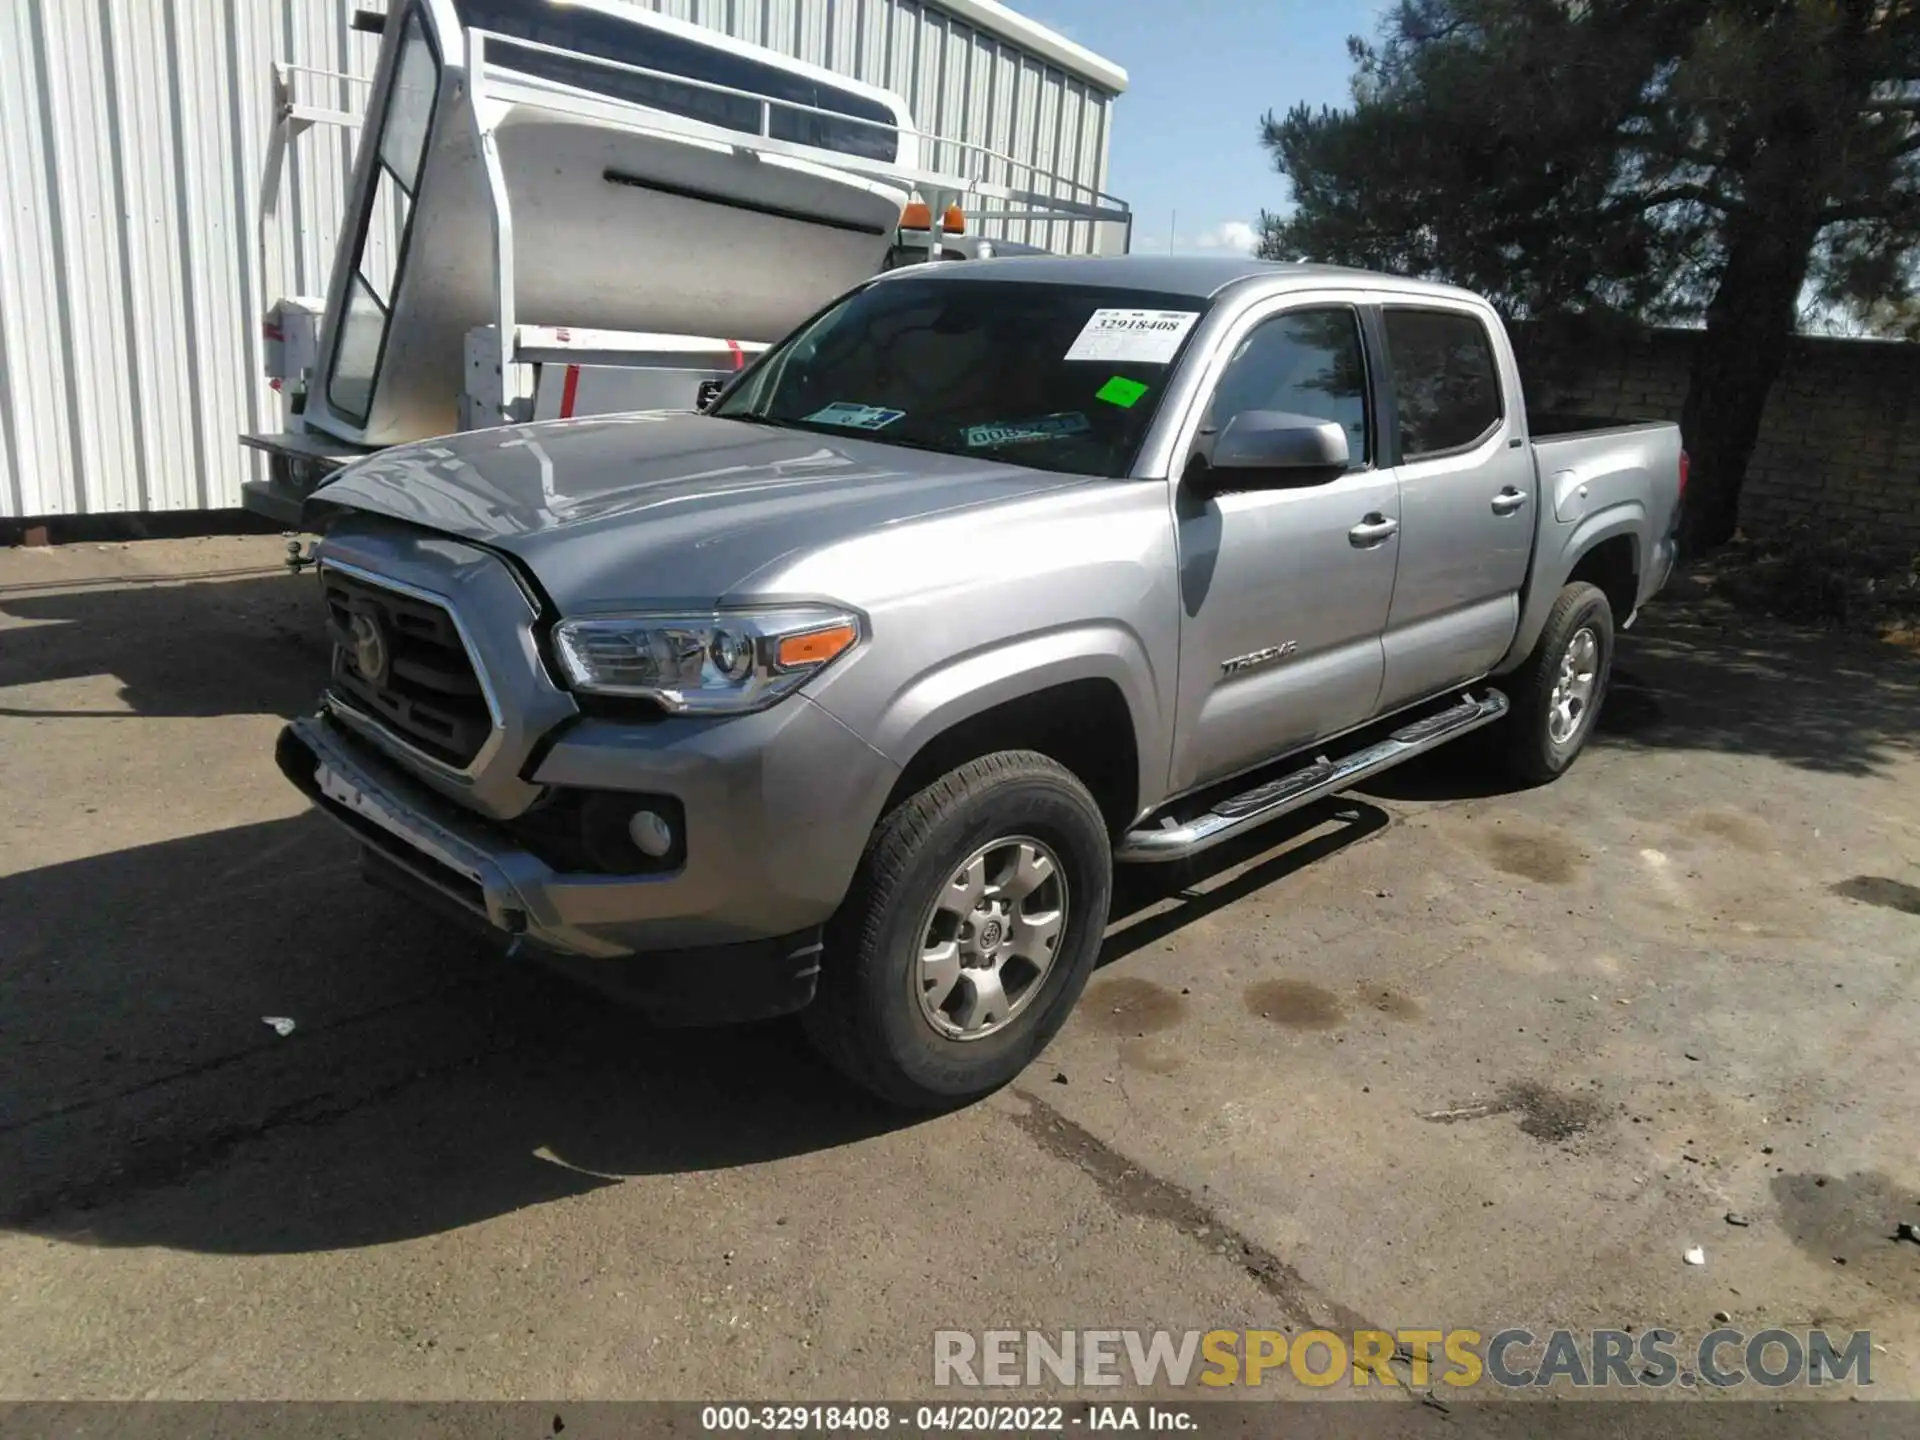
left=698, top=1404, right=1196, bottom=1432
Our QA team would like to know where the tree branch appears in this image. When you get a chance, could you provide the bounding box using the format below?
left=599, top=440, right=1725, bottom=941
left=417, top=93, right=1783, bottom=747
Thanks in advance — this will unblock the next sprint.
left=1621, top=135, right=1731, bottom=169
left=1821, top=193, right=1920, bottom=224
left=1610, top=182, right=1738, bottom=216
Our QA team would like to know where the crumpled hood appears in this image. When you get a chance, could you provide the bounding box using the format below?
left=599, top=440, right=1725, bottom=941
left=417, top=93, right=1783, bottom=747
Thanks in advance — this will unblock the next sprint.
left=314, top=412, right=1083, bottom=612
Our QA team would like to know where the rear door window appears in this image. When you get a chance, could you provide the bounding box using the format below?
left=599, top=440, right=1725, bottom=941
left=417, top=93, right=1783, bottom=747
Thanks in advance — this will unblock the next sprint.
left=1383, top=308, right=1502, bottom=460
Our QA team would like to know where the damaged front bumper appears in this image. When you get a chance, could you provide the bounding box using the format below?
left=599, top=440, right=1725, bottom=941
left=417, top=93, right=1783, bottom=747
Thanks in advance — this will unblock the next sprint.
left=275, top=713, right=827, bottom=1025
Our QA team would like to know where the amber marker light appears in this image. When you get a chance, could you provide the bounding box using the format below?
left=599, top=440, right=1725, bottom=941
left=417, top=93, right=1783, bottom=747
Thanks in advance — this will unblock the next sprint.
left=777, top=623, right=859, bottom=670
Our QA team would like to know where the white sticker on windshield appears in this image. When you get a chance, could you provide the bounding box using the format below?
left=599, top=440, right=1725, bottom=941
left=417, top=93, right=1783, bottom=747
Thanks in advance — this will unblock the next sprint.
left=805, top=401, right=906, bottom=431
left=1064, top=309, right=1200, bottom=364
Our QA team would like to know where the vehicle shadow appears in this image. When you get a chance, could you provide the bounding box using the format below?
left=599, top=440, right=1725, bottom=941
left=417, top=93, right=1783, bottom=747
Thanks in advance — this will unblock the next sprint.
left=0, top=809, right=909, bottom=1254
left=0, top=800, right=1382, bottom=1257
left=0, top=570, right=327, bottom=721
left=1356, top=601, right=1920, bottom=802
left=1348, top=667, right=1664, bottom=802
left=1100, top=797, right=1391, bottom=968
left=1597, top=604, right=1920, bottom=777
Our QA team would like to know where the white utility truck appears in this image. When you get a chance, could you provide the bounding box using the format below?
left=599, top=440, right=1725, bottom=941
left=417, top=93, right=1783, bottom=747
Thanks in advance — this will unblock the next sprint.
left=240, top=0, right=1134, bottom=523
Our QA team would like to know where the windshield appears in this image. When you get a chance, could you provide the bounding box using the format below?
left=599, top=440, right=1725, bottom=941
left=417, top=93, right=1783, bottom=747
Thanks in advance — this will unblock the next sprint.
left=713, top=278, right=1210, bottom=478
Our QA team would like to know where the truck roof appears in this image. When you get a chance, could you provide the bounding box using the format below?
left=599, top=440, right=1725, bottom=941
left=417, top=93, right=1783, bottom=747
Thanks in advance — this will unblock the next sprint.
left=877, top=253, right=1483, bottom=305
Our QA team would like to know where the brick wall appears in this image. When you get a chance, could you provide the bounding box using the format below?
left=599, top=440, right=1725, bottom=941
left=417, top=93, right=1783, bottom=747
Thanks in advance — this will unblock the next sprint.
left=1510, top=325, right=1920, bottom=548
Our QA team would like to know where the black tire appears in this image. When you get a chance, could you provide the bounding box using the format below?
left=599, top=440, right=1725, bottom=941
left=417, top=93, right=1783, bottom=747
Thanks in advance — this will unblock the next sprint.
left=803, top=750, right=1112, bottom=1110
left=1500, top=581, right=1615, bottom=785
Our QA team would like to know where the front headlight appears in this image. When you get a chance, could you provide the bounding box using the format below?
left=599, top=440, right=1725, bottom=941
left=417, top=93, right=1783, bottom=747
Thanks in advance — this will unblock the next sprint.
left=551, top=606, right=861, bottom=714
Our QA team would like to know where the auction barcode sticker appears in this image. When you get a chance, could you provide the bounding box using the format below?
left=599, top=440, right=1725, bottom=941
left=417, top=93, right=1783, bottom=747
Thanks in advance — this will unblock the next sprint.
left=1064, top=308, right=1200, bottom=364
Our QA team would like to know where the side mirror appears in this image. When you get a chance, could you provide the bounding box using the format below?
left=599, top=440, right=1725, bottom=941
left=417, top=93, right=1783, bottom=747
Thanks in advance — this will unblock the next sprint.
left=696, top=379, right=725, bottom=412
left=1209, top=410, right=1351, bottom=476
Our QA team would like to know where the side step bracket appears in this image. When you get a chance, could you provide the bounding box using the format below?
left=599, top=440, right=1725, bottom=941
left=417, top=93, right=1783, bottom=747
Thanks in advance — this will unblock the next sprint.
left=1116, top=690, right=1509, bottom=864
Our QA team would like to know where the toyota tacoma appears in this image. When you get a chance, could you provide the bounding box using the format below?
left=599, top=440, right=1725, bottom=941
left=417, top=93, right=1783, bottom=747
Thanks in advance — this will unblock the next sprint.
left=276, top=255, right=1685, bottom=1108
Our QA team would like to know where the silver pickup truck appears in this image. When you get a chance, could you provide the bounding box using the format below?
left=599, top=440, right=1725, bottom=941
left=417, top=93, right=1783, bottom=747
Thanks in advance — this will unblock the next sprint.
left=275, top=255, right=1684, bottom=1108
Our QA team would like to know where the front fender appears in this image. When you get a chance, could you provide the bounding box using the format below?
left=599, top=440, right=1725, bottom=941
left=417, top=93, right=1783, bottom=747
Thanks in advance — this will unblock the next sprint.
left=824, top=622, right=1169, bottom=822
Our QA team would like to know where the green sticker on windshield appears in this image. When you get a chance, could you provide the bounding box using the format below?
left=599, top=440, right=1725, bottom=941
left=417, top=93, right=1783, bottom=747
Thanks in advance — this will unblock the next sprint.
left=1096, top=375, right=1149, bottom=409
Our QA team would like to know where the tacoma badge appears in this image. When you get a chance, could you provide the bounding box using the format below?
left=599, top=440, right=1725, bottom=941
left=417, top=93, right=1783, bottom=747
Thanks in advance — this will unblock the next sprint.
left=1221, top=641, right=1298, bottom=676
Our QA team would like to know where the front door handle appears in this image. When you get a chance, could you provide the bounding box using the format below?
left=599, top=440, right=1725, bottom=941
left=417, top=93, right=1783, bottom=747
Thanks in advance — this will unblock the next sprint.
left=1348, top=513, right=1400, bottom=547
left=1491, top=487, right=1529, bottom=515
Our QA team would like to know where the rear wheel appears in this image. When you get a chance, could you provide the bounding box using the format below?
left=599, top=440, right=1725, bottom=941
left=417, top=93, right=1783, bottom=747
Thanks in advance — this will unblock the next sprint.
left=1500, top=581, right=1615, bottom=784
left=803, top=751, right=1111, bottom=1110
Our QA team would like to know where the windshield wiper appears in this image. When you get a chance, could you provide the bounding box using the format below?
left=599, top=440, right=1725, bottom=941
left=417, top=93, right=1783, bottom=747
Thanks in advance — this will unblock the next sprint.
left=721, top=415, right=965, bottom=458
left=714, top=414, right=1092, bottom=473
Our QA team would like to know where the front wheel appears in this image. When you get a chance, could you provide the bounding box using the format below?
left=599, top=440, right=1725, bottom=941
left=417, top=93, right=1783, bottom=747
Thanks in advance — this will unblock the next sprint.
left=1500, top=581, right=1615, bottom=785
left=803, top=751, right=1112, bottom=1110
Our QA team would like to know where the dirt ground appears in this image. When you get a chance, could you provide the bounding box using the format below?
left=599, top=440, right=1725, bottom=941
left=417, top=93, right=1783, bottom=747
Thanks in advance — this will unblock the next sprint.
left=1, top=535, right=1916, bottom=1405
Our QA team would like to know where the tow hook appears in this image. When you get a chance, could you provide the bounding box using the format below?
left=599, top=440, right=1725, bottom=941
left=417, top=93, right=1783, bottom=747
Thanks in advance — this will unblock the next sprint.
left=501, top=907, right=530, bottom=960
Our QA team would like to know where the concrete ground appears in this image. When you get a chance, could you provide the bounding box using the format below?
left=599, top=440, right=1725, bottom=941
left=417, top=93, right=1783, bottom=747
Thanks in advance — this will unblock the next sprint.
left=1, top=535, right=1916, bottom=1404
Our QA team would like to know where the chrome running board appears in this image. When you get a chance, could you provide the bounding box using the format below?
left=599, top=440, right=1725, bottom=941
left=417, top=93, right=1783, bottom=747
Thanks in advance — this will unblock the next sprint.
left=1116, top=690, right=1509, bottom=863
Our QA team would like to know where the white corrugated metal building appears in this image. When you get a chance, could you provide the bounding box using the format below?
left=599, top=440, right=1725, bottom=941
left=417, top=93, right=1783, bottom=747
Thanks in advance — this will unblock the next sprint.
left=0, top=0, right=1128, bottom=522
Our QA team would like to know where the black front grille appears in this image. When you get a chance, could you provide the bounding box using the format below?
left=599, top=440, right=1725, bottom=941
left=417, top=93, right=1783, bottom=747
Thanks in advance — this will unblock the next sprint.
left=322, top=568, right=492, bottom=768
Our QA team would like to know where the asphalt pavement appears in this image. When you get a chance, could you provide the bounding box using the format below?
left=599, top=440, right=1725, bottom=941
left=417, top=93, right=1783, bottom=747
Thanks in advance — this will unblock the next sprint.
left=2, top=537, right=1916, bottom=1402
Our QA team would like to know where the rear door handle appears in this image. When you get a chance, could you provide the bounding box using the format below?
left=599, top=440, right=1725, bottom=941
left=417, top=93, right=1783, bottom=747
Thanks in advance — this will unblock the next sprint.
left=1348, top=513, right=1399, bottom=547
left=1491, top=487, right=1529, bottom=515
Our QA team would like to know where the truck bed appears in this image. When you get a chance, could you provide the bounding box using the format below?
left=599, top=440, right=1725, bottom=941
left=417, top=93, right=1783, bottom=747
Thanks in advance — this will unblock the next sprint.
left=1529, top=411, right=1676, bottom=442
left=1522, top=411, right=1685, bottom=619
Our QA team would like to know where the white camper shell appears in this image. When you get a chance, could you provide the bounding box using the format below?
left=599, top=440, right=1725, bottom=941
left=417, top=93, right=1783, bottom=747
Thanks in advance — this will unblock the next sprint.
left=241, top=0, right=1133, bottom=523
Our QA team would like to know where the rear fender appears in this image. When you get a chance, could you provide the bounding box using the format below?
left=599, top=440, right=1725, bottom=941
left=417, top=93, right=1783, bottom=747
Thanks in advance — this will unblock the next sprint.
left=1497, top=503, right=1645, bottom=672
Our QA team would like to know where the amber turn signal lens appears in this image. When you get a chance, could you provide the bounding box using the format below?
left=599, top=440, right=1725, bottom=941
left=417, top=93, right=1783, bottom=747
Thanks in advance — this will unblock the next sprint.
left=776, top=623, right=858, bottom=669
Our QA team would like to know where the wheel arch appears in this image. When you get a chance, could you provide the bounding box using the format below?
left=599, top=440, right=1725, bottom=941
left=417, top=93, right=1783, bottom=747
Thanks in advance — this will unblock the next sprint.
left=872, top=638, right=1155, bottom=838
left=1496, top=506, right=1644, bottom=673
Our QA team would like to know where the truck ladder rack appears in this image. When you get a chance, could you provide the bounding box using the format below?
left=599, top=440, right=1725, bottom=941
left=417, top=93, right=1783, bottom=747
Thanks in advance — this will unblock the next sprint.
left=467, top=30, right=1132, bottom=250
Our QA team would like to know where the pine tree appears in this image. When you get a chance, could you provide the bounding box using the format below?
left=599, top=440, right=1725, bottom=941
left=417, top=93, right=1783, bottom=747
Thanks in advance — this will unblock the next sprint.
left=1260, top=0, right=1920, bottom=550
